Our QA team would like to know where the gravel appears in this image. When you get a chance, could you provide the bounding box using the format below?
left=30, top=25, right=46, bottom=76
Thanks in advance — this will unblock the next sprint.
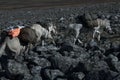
left=0, top=2, right=120, bottom=80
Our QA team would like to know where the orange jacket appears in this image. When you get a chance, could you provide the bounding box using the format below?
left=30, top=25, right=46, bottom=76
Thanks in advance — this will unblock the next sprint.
left=8, top=28, right=21, bottom=38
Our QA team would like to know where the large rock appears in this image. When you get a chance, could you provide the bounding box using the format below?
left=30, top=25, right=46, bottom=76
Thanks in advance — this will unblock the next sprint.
left=48, top=53, right=79, bottom=73
left=106, top=54, right=120, bottom=72
left=68, top=72, right=85, bottom=80
left=7, top=60, right=32, bottom=80
left=31, top=75, right=42, bottom=80
left=35, top=45, right=59, bottom=52
left=30, top=66, right=42, bottom=76
left=84, top=70, right=114, bottom=80
left=113, top=74, right=120, bottom=80
left=43, top=69, right=64, bottom=80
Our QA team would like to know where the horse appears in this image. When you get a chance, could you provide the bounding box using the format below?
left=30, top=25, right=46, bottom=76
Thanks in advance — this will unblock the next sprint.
left=0, top=28, right=32, bottom=57
left=92, top=19, right=112, bottom=41
left=30, top=22, right=57, bottom=46
left=81, top=13, right=113, bottom=41
left=67, top=23, right=83, bottom=44
left=0, top=36, right=26, bottom=57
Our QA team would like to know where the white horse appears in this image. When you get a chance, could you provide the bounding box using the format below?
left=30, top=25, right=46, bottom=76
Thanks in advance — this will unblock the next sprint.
left=68, top=23, right=83, bottom=44
left=47, top=22, right=57, bottom=35
left=30, top=23, right=57, bottom=46
left=82, top=13, right=113, bottom=41
left=0, top=37, right=26, bottom=57
left=91, top=19, right=112, bottom=41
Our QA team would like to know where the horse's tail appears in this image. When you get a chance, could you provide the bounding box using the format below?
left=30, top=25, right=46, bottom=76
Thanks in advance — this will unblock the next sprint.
left=0, top=37, right=7, bottom=56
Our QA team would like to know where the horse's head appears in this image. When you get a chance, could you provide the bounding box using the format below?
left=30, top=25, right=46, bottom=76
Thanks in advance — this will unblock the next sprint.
left=48, top=22, right=57, bottom=35
left=104, top=19, right=114, bottom=34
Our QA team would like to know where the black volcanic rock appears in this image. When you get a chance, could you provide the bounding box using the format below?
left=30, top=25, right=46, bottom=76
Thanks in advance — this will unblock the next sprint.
left=84, top=70, right=114, bottom=80
left=0, top=2, right=120, bottom=80
left=43, top=69, right=64, bottom=80
left=48, top=53, right=79, bottom=73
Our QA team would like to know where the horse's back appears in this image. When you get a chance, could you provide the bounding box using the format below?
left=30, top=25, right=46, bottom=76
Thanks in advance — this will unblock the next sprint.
left=31, top=24, right=42, bottom=30
left=69, top=23, right=83, bottom=30
left=94, top=19, right=110, bottom=27
left=31, top=24, right=43, bottom=35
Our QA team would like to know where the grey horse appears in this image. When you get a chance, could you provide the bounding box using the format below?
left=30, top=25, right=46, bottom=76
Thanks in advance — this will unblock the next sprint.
left=0, top=37, right=26, bottom=57
left=82, top=13, right=113, bottom=41
left=67, top=23, right=83, bottom=44
left=30, top=23, right=57, bottom=46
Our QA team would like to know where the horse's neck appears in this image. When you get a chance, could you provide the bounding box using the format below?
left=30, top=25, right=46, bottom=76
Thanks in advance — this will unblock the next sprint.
left=42, top=28, right=49, bottom=37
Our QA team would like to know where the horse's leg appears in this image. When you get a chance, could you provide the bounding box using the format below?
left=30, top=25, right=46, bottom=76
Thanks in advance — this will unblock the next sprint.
left=93, top=25, right=100, bottom=40
left=35, top=36, right=42, bottom=46
left=14, top=46, right=26, bottom=62
left=76, top=28, right=83, bottom=44
left=78, top=39, right=83, bottom=44
left=42, top=40, right=45, bottom=46
left=73, top=38, right=77, bottom=44
left=93, top=28, right=101, bottom=41
left=96, top=19, right=101, bottom=41
left=14, top=49, right=21, bottom=59
left=97, top=31, right=101, bottom=41
left=20, top=46, right=26, bottom=54
left=93, top=29, right=96, bottom=40
left=48, top=33, right=56, bottom=45
left=51, top=37, right=56, bottom=45
left=24, top=43, right=33, bottom=53
left=74, top=29, right=78, bottom=44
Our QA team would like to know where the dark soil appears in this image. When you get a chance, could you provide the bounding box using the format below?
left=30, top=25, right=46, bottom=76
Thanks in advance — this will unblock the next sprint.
left=0, top=0, right=119, bottom=9
left=0, top=1, right=120, bottom=80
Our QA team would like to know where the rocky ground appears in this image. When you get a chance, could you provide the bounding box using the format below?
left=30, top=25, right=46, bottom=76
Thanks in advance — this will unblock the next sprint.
left=0, top=2, right=120, bottom=80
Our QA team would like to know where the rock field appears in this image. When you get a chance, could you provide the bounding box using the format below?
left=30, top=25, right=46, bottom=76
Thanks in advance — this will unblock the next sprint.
left=0, top=2, right=120, bottom=80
